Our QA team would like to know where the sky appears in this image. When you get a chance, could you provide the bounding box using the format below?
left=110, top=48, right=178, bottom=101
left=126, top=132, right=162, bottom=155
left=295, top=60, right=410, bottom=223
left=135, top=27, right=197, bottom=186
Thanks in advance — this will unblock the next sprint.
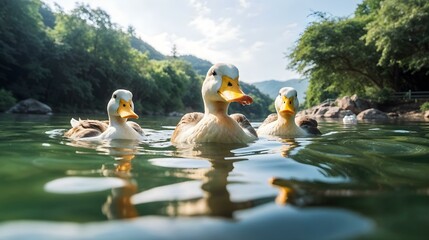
left=42, top=0, right=362, bottom=83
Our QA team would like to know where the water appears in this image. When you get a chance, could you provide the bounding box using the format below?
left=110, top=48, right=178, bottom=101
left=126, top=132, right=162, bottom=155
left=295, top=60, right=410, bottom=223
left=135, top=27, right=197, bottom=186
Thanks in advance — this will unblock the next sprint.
left=0, top=113, right=429, bottom=239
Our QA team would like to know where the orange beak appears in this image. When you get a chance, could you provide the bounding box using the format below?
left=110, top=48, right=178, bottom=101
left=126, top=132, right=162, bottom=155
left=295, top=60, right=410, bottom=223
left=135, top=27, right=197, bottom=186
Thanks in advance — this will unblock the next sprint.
left=218, top=75, right=253, bottom=105
left=117, top=99, right=139, bottom=119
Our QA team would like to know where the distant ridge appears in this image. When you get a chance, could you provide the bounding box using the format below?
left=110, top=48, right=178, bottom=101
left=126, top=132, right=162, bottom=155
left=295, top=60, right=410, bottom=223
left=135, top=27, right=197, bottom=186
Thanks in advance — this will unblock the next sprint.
left=252, top=79, right=309, bottom=104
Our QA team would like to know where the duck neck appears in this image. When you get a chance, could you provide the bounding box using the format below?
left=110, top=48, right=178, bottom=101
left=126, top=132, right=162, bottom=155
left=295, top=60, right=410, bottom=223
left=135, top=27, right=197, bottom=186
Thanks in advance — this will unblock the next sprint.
left=204, top=99, right=229, bottom=117
left=277, top=114, right=296, bottom=127
left=109, top=115, right=127, bottom=127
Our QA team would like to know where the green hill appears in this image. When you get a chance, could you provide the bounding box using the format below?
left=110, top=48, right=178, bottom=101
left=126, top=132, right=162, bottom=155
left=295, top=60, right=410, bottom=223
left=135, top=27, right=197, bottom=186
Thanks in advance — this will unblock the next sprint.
left=130, top=36, right=166, bottom=60
left=178, top=55, right=212, bottom=76
left=252, top=79, right=309, bottom=104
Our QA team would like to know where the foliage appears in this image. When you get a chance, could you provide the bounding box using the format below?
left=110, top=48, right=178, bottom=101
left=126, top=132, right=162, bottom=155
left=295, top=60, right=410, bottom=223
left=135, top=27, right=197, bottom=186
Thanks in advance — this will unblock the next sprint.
left=229, top=82, right=272, bottom=119
left=129, top=32, right=165, bottom=61
left=0, top=1, right=270, bottom=118
left=361, top=87, right=395, bottom=104
left=288, top=0, right=429, bottom=107
left=178, top=55, right=213, bottom=76
left=365, top=0, right=429, bottom=73
left=420, top=102, right=429, bottom=112
left=0, top=89, right=16, bottom=112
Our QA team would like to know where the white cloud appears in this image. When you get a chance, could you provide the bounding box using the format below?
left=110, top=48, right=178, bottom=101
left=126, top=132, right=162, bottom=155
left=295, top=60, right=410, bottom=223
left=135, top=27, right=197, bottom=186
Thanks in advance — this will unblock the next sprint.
left=42, top=0, right=359, bottom=82
left=188, top=0, right=210, bottom=15
left=238, top=0, right=250, bottom=9
left=189, top=16, right=241, bottom=44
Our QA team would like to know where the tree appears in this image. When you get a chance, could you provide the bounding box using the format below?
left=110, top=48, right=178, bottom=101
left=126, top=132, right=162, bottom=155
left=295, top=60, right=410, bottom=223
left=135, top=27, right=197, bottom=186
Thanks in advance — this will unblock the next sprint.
left=0, top=0, right=51, bottom=100
left=288, top=0, right=429, bottom=107
left=288, top=16, right=388, bottom=106
left=365, top=0, right=429, bottom=72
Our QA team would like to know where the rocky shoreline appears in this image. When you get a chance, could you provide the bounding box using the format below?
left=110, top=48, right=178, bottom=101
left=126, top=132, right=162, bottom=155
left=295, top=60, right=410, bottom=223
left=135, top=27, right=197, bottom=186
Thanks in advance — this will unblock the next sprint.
left=5, top=96, right=429, bottom=121
left=297, top=94, right=429, bottom=121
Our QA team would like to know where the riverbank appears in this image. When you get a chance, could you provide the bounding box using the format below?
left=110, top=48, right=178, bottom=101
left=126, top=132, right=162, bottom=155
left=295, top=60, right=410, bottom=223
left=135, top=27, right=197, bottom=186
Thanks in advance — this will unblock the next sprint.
left=298, top=96, right=429, bottom=121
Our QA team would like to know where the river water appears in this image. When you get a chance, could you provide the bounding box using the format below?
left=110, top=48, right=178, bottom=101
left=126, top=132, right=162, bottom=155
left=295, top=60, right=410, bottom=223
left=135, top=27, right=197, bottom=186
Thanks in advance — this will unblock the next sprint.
left=0, top=113, right=429, bottom=239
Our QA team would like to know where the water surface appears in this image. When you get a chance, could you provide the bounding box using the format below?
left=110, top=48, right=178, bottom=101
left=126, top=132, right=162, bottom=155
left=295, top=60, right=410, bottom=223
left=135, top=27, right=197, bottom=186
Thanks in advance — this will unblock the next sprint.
left=0, top=114, right=429, bottom=239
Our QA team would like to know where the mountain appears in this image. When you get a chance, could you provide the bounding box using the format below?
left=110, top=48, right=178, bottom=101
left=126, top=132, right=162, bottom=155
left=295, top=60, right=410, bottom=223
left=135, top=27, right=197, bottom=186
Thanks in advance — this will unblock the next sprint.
left=252, top=79, right=309, bottom=104
left=129, top=37, right=212, bottom=76
left=130, top=36, right=166, bottom=60
left=178, top=55, right=212, bottom=76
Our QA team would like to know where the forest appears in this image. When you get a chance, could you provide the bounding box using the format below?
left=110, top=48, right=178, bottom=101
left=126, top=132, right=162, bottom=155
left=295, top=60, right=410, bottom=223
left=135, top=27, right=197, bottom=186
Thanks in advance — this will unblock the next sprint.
left=289, top=0, right=429, bottom=107
left=0, top=0, right=272, bottom=118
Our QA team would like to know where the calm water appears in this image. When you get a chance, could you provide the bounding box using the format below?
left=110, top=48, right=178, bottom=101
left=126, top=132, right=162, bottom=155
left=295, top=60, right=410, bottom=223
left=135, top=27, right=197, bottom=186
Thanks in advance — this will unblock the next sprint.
left=1, top=113, right=429, bottom=239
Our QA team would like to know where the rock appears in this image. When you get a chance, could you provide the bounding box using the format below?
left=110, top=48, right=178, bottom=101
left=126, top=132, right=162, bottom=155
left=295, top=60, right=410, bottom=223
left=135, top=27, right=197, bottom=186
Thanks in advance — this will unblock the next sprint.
left=313, top=106, right=330, bottom=117
left=387, top=112, right=399, bottom=118
left=324, top=107, right=341, bottom=118
left=338, top=109, right=354, bottom=119
left=357, top=108, right=388, bottom=120
left=425, top=110, right=429, bottom=119
left=401, top=111, right=424, bottom=120
left=351, top=94, right=371, bottom=113
left=168, top=111, right=183, bottom=117
left=6, top=98, right=52, bottom=115
left=336, top=95, right=371, bottom=114
left=336, top=96, right=356, bottom=113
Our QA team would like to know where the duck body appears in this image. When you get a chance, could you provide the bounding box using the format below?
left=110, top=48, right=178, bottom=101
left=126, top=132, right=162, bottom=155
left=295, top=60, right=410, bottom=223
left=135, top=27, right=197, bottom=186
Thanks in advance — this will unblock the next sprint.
left=64, top=89, right=144, bottom=141
left=257, top=113, right=308, bottom=137
left=172, top=112, right=256, bottom=143
left=171, top=63, right=257, bottom=144
left=257, top=87, right=321, bottom=138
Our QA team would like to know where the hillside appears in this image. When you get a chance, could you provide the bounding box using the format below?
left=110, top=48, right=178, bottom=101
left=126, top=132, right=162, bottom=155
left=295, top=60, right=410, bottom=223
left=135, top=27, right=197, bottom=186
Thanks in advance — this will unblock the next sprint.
left=252, top=79, right=309, bottom=104
left=130, top=36, right=166, bottom=60
left=178, top=55, right=212, bottom=76
left=129, top=37, right=213, bottom=76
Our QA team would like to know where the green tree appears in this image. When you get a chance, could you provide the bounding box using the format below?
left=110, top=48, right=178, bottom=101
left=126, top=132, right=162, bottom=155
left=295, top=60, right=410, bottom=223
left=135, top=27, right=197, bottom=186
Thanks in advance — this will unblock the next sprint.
left=365, top=0, right=429, bottom=73
left=289, top=16, right=388, bottom=107
left=289, top=0, right=429, bottom=107
left=0, top=0, right=51, bottom=100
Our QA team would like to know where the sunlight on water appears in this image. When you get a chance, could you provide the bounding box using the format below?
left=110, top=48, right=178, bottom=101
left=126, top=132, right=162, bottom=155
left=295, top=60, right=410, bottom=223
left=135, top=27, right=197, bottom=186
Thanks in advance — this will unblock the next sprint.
left=0, top=114, right=429, bottom=239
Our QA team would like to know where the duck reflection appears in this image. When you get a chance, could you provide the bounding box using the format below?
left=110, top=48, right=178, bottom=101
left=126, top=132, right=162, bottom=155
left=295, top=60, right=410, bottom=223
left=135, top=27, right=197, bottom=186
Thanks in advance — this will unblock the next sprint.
left=101, top=149, right=139, bottom=220
left=65, top=139, right=141, bottom=220
left=138, top=143, right=259, bottom=218
left=278, top=138, right=301, bottom=157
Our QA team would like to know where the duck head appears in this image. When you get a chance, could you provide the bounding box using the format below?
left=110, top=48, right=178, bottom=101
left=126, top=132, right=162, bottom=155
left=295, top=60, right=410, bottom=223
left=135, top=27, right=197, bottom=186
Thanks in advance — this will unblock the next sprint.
left=107, top=89, right=139, bottom=120
left=201, top=63, right=253, bottom=110
left=275, top=87, right=299, bottom=119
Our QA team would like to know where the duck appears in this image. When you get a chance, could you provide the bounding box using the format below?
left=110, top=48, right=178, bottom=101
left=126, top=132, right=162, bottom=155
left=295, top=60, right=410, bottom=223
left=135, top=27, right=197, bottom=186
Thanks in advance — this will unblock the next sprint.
left=171, top=63, right=257, bottom=144
left=257, top=87, right=321, bottom=137
left=64, top=89, right=144, bottom=141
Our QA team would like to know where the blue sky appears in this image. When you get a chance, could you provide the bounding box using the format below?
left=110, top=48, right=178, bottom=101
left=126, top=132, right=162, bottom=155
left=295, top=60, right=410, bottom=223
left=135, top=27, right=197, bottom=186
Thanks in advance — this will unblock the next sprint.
left=43, top=0, right=362, bottom=83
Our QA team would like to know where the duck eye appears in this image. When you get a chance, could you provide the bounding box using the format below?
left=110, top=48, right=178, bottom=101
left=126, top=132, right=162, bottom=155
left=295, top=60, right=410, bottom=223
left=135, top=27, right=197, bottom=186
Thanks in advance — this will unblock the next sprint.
left=228, top=82, right=233, bottom=87
left=123, top=104, right=126, bottom=107
left=113, top=94, right=117, bottom=99
left=212, top=70, right=217, bottom=76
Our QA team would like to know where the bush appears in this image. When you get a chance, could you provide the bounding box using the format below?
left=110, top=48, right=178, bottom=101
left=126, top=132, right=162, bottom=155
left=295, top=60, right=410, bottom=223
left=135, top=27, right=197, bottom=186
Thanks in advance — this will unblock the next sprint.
left=420, top=102, right=429, bottom=112
left=0, top=89, right=16, bottom=112
left=363, top=87, right=395, bottom=104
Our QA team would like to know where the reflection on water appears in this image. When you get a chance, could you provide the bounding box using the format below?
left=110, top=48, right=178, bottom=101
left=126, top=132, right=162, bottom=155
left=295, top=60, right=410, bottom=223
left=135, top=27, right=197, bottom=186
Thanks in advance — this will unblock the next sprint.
left=147, top=143, right=260, bottom=218
left=1, top=114, right=429, bottom=239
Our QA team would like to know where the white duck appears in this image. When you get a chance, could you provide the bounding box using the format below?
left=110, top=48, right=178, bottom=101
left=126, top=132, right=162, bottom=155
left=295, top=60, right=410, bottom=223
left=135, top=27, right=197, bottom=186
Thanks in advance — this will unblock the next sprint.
left=257, top=87, right=321, bottom=137
left=171, top=63, right=257, bottom=144
left=64, top=89, right=144, bottom=141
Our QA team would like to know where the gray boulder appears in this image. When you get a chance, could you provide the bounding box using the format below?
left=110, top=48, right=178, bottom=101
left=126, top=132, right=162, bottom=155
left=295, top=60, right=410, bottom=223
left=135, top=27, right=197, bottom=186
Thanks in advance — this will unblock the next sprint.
left=357, top=108, right=388, bottom=120
left=336, top=95, right=371, bottom=114
left=7, top=98, right=52, bottom=114
left=351, top=94, right=371, bottom=113
left=336, top=96, right=355, bottom=113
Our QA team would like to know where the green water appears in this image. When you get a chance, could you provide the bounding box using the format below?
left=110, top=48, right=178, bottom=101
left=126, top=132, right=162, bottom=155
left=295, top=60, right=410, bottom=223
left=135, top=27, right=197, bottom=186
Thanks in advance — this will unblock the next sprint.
left=1, top=113, right=429, bottom=239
